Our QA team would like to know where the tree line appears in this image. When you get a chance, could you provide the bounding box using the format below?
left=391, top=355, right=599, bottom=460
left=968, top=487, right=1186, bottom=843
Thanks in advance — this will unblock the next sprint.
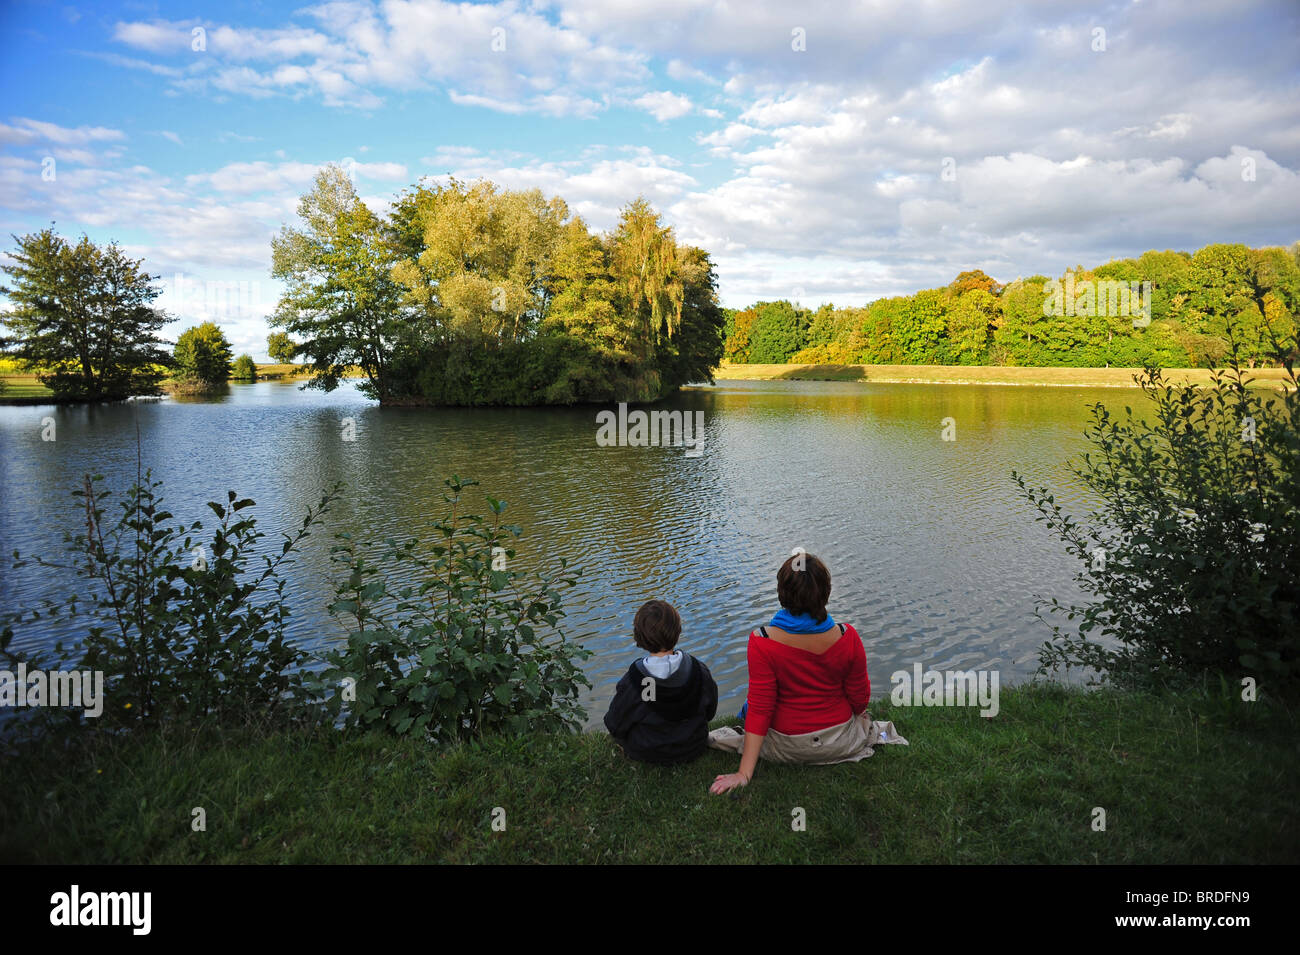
left=0, top=169, right=727, bottom=405
left=6, top=186, right=1296, bottom=403
left=725, top=244, right=1300, bottom=368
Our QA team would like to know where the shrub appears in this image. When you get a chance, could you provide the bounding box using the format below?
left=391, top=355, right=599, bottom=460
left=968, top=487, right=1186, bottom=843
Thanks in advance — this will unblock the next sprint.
left=1013, top=338, right=1299, bottom=698
left=319, top=476, right=590, bottom=741
left=1, top=469, right=340, bottom=737
left=232, top=354, right=257, bottom=380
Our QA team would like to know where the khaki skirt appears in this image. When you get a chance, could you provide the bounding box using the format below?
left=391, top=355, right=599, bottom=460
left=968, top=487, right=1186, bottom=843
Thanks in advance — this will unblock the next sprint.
left=707, top=711, right=908, bottom=765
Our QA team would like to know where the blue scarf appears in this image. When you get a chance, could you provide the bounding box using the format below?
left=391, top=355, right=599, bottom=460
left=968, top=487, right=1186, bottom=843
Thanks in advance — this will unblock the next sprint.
left=769, top=608, right=836, bottom=634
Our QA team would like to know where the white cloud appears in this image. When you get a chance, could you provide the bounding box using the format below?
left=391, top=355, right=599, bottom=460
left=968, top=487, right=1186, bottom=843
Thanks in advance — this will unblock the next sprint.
left=0, top=118, right=126, bottom=146
left=634, top=90, right=694, bottom=121
left=110, top=3, right=649, bottom=115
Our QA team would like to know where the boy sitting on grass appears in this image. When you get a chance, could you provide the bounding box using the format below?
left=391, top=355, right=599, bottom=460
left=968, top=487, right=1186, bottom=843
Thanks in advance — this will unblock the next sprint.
left=604, top=600, right=718, bottom=765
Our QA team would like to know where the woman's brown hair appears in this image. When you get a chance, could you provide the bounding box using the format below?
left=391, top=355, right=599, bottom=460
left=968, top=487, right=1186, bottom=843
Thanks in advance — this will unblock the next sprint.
left=777, top=552, right=832, bottom=622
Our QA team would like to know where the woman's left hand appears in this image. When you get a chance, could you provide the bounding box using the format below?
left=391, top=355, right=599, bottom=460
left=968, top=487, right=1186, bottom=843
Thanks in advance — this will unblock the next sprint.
left=710, top=772, right=749, bottom=795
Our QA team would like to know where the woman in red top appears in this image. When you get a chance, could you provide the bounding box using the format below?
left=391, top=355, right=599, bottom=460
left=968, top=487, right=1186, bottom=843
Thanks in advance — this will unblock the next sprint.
left=709, top=552, right=872, bottom=795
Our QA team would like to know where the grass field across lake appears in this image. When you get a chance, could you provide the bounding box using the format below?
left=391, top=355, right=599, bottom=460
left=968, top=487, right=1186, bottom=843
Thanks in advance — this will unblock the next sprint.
left=0, top=373, right=53, bottom=399
left=710, top=362, right=1295, bottom=389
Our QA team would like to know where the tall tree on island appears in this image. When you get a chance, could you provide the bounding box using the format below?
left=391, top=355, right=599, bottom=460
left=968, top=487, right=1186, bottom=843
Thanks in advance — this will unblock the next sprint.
left=0, top=228, right=170, bottom=400
left=271, top=165, right=409, bottom=401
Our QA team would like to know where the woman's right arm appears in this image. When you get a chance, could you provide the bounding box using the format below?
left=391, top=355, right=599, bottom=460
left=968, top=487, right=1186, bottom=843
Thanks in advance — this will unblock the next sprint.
left=710, top=634, right=774, bottom=795
left=711, top=731, right=763, bottom=794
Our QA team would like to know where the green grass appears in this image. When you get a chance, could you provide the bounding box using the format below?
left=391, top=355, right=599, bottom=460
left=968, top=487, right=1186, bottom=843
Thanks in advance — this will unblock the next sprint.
left=254, top=362, right=313, bottom=379
left=0, top=374, right=53, bottom=400
left=2, top=683, right=1295, bottom=864
left=711, top=362, right=1295, bottom=389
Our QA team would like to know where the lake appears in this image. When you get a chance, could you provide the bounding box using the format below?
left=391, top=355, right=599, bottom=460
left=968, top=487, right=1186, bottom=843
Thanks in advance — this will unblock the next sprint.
left=0, top=377, right=1136, bottom=727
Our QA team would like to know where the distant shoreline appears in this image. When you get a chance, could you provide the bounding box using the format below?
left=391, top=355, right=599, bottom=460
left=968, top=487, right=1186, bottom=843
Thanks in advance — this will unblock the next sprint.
left=708, top=362, right=1294, bottom=390
left=5, top=362, right=1293, bottom=406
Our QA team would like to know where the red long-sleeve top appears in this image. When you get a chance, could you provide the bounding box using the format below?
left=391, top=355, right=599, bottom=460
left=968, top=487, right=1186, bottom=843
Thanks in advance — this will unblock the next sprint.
left=743, top=624, right=871, bottom=737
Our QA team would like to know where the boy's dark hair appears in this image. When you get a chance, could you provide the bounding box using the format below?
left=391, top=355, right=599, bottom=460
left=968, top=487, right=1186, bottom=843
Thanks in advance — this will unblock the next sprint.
left=634, top=600, right=681, bottom=653
left=777, top=552, right=832, bottom=622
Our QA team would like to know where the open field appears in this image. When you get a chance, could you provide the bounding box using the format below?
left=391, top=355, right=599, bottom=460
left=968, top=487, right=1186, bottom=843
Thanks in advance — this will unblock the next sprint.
left=254, top=363, right=314, bottom=379
left=0, top=373, right=53, bottom=399
left=710, top=362, right=1295, bottom=389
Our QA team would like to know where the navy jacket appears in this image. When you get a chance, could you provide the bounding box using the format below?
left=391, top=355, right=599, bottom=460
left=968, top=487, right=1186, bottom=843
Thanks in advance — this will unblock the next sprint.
left=603, top=652, right=718, bottom=765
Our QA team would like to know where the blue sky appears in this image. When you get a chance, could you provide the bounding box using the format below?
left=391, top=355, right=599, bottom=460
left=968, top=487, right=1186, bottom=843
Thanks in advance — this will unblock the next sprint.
left=2, top=0, right=1298, bottom=359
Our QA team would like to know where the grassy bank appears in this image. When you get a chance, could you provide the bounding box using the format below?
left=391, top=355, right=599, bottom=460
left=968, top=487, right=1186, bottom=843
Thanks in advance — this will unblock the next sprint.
left=254, top=362, right=314, bottom=380
left=0, top=373, right=53, bottom=402
left=0, top=365, right=315, bottom=404
left=710, top=361, right=1295, bottom=389
left=3, top=683, right=1294, bottom=864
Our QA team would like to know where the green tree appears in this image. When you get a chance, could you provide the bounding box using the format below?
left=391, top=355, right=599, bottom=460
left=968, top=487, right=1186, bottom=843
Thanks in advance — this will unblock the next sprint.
left=266, top=331, right=296, bottom=364
left=271, top=165, right=410, bottom=401
left=746, top=300, right=810, bottom=363
left=0, top=229, right=170, bottom=400
left=650, top=244, right=725, bottom=391
left=232, top=354, right=257, bottom=380
left=1187, top=244, right=1268, bottom=366
left=610, top=197, right=690, bottom=347
left=390, top=179, right=567, bottom=346
left=893, top=289, right=947, bottom=363
left=993, top=278, right=1050, bottom=366
left=174, top=321, right=234, bottom=385
left=944, top=289, right=997, bottom=364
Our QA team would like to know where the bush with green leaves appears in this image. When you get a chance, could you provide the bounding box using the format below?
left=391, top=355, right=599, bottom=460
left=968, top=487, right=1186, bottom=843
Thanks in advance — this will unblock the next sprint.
left=232, top=354, right=257, bottom=380
left=1, top=467, right=339, bottom=736
left=319, top=476, right=589, bottom=741
left=1014, top=339, right=1299, bottom=698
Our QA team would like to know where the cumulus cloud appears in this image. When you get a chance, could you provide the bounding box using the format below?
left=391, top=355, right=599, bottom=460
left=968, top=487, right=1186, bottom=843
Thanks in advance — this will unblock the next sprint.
left=110, top=2, right=649, bottom=114
left=634, top=90, right=694, bottom=121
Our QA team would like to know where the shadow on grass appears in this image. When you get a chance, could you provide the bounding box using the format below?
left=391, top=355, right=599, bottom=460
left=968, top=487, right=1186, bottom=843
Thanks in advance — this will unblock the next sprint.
left=773, top=364, right=866, bottom=381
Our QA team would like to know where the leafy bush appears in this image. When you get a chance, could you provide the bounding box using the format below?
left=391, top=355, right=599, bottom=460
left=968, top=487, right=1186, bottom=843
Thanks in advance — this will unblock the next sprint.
left=319, top=476, right=589, bottom=741
left=1014, top=339, right=1299, bottom=698
left=232, top=354, right=257, bottom=380
left=2, top=469, right=339, bottom=736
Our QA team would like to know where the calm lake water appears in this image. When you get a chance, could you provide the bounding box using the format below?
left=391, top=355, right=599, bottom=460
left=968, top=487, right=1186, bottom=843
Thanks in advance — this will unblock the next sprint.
left=0, top=378, right=1139, bottom=727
